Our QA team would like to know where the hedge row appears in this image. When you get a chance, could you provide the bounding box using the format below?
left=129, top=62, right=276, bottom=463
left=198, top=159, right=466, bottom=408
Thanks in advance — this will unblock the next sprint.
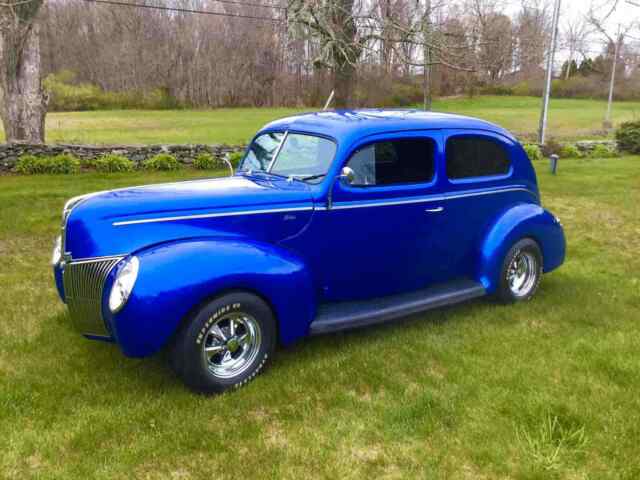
left=522, top=142, right=619, bottom=161
left=14, top=152, right=243, bottom=175
left=12, top=140, right=627, bottom=175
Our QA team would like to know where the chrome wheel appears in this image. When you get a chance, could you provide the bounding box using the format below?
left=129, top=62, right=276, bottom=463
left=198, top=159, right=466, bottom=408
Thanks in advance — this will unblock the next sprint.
left=507, top=250, right=538, bottom=297
left=202, top=312, right=262, bottom=379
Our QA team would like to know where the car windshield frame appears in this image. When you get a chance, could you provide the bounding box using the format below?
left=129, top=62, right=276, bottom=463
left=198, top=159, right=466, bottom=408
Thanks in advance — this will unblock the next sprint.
left=239, top=130, right=337, bottom=183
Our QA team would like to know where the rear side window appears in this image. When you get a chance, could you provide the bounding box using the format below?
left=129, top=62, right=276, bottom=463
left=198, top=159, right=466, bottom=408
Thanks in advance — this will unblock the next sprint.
left=446, top=135, right=511, bottom=179
left=346, top=138, right=435, bottom=186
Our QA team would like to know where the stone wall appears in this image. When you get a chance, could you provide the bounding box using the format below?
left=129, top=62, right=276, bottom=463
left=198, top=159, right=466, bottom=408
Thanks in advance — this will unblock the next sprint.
left=0, top=143, right=246, bottom=172
left=0, top=139, right=620, bottom=172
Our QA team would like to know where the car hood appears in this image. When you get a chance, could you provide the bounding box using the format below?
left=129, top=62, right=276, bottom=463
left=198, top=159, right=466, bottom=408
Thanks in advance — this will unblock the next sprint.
left=64, top=174, right=315, bottom=259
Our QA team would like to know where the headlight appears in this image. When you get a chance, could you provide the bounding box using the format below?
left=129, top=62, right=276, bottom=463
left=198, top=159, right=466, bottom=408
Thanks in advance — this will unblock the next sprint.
left=108, top=256, right=139, bottom=313
left=51, top=235, right=62, bottom=266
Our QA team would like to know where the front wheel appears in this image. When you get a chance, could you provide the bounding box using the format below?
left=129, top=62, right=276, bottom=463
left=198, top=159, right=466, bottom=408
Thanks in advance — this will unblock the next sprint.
left=171, top=292, right=276, bottom=394
left=496, top=238, right=543, bottom=303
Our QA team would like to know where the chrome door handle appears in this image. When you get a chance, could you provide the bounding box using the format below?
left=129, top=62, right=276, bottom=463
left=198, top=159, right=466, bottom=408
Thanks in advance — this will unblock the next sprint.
left=425, top=207, right=444, bottom=213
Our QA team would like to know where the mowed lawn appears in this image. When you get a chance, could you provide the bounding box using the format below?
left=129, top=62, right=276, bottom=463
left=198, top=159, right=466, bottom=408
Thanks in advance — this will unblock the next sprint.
left=1, top=157, right=639, bottom=479
left=1, top=96, right=638, bottom=145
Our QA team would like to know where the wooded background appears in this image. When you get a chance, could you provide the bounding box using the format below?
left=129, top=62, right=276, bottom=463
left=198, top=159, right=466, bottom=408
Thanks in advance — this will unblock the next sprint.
left=1, top=0, right=639, bottom=142
left=38, top=0, right=639, bottom=107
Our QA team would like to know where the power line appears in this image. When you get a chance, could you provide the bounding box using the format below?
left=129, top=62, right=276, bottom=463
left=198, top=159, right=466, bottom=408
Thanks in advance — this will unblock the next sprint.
left=81, top=0, right=284, bottom=21
left=172, top=0, right=286, bottom=10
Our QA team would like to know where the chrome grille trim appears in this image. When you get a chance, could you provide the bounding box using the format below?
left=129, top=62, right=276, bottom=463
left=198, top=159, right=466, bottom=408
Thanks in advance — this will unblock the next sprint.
left=63, top=256, right=124, bottom=337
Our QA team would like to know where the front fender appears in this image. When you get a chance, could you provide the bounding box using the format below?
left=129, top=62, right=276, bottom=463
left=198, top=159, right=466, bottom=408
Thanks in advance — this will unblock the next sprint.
left=478, top=204, right=565, bottom=293
left=105, top=237, right=315, bottom=357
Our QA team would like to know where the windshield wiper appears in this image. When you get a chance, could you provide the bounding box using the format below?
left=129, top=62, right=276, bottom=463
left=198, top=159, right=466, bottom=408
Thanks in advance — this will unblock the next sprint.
left=240, top=169, right=289, bottom=180
left=297, top=174, right=326, bottom=182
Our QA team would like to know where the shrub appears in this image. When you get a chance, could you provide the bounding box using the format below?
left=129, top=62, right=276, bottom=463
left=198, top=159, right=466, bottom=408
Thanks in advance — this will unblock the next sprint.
left=15, top=153, right=80, bottom=174
left=559, top=144, right=582, bottom=158
left=540, top=138, right=563, bottom=157
left=80, top=157, right=96, bottom=169
left=15, top=155, right=43, bottom=174
left=480, top=85, right=514, bottom=96
left=523, top=144, right=543, bottom=161
left=588, top=144, right=619, bottom=158
left=94, top=154, right=135, bottom=172
left=49, top=154, right=81, bottom=173
left=551, top=77, right=601, bottom=99
left=615, top=121, right=640, bottom=154
left=193, top=152, right=218, bottom=170
left=143, top=153, right=180, bottom=171
left=511, top=81, right=531, bottom=97
left=227, top=151, right=244, bottom=169
left=43, top=70, right=181, bottom=111
left=387, top=83, right=423, bottom=107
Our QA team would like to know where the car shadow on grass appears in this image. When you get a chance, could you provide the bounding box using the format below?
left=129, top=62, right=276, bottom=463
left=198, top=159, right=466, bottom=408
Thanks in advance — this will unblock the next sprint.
left=46, top=271, right=581, bottom=396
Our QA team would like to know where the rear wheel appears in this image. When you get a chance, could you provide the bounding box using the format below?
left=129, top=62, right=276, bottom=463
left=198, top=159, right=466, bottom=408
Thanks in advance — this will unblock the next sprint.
left=497, top=238, right=542, bottom=303
left=171, top=292, right=276, bottom=394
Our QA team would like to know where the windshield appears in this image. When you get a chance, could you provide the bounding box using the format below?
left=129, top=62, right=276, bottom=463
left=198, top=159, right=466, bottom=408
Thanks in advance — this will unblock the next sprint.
left=239, top=132, right=337, bottom=181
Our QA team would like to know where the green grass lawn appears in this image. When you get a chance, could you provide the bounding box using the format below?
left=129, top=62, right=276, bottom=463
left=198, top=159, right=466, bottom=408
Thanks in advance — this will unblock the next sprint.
left=1, top=96, right=639, bottom=145
left=1, top=158, right=639, bottom=478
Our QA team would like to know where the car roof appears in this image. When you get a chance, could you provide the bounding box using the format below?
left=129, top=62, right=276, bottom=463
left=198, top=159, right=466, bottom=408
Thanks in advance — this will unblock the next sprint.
left=258, top=109, right=516, bottom=144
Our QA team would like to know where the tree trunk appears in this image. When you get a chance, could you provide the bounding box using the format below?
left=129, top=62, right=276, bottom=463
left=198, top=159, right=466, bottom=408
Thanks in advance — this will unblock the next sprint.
left=0, top=21, right=46, bottom=144
left=330, top=0, right=358, bottom=109
left=333, top=60, right=355, bottom=108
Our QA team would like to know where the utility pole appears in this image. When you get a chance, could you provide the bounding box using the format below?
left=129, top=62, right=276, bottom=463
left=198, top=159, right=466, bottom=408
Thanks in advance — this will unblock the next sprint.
left=605, top=28, right=622, bottom=128
left=422, top=0, right=432, bottom=111
left=538, top=0, right=562, bottom=145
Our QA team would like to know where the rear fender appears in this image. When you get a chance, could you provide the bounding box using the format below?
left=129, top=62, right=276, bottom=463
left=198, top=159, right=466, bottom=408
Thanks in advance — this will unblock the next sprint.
left=477, top=204, right=565, bottom=293
left=106, top=237, right=315, bottom=357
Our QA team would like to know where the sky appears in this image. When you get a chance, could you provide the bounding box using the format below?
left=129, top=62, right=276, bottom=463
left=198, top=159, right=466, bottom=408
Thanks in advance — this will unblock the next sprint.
left=561, top=0, right=639, bottom=35
left=504, top=0, right=640, bottom=65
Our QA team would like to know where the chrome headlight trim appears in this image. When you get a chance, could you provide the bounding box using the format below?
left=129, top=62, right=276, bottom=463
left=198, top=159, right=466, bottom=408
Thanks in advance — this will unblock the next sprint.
left=108, top=256, right=140, bottom=314
left=51, top=235, right=62, bottom=266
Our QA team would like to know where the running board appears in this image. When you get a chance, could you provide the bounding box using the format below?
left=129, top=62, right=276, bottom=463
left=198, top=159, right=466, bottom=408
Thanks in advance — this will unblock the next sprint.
left=309, top=279, right=485, bottom=335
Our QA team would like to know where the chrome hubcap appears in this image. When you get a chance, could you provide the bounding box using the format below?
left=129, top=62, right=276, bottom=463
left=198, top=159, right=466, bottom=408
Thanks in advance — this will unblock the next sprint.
left=202, top=312, right=261, bottom=379
left=507, top=250, right=538, bottom=297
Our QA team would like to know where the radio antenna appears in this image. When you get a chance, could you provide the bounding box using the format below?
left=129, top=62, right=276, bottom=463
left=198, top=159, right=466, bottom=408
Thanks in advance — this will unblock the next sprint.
left=323, top=90, right=335, bottom=111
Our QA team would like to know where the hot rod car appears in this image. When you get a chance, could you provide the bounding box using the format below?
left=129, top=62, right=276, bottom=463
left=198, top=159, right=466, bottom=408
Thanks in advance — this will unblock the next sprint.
left=52, top=109, right=565, bottom=393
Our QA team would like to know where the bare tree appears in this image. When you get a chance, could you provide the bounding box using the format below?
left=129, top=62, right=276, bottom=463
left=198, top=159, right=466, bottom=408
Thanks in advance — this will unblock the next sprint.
left=562, top=17, right=590, bottom=80
left=0, top=0, right=46, bottom=143
left=587, top=1, right=638, bottom=125
left=514, top=1, right=549, bottom=79
left=37, top=0, right=621, bottom=114
left=288, top=0, right=365, bottom=107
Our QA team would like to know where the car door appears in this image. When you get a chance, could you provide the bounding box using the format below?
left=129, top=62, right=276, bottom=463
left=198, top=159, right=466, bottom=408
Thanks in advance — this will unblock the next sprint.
left=439, top=129, right=517, bottom=279
left=310, top=131, right=449, bottom=302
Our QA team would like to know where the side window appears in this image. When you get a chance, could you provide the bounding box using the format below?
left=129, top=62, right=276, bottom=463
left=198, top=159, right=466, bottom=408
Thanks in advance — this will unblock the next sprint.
left=346, top=138, right=435, bottom=186
left=446, top=135, right=511, bottom=180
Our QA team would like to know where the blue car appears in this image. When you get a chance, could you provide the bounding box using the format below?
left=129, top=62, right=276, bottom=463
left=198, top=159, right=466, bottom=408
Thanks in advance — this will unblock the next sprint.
left=52, top=110, right=565, bottom=393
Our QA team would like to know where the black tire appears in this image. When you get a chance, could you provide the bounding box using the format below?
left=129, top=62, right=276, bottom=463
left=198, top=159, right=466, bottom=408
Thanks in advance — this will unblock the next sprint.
left=496, top=238, right=543, bottom=303
left=171, top=292, right=276, bottom=394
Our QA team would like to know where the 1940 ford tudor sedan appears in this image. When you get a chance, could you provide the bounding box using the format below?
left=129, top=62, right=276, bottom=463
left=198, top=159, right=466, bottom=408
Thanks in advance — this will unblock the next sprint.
left=52, top=109, right=565, bottom=393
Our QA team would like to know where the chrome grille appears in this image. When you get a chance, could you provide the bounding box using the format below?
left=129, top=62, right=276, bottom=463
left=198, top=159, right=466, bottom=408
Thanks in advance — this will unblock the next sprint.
left=63, top=256, right=123, bottom=337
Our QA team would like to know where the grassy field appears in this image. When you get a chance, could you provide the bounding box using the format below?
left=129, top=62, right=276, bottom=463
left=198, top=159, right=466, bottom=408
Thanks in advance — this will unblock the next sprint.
left=2, top=96, right=639, bottom=145
left=1, top=157, right=639, bottom=479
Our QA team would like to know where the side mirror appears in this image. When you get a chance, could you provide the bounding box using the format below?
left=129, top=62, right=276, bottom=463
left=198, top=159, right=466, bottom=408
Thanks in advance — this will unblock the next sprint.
left=327, top=166, right=355, bottom=210
left=339, top=166, right=355, bottom=185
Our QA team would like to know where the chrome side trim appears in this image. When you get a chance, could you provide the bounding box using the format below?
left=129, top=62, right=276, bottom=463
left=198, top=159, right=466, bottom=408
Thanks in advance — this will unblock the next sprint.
left=112, top=206, right=314, bottom=227
left=326, top=186, right=535, bottom=210
left=63, top=256, right=124, bottom=337
left=111, top=186, right=535, bottom=226
left=447, top=186, right=535, bottom=200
